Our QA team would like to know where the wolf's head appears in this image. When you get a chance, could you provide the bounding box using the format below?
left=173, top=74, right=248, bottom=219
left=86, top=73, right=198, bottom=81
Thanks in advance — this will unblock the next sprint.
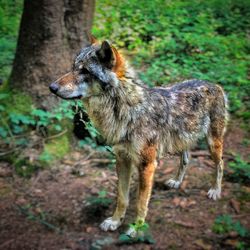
left=49, top=39, right=125, bottom=99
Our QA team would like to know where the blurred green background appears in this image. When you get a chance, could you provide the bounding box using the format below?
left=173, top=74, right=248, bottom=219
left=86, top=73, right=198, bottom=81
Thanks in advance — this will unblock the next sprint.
left=1, top=0, right=250, bottom=116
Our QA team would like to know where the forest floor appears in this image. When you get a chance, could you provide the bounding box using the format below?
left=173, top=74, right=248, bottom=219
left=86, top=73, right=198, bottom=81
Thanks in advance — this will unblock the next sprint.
left=0, top=121, right=249, bottom=250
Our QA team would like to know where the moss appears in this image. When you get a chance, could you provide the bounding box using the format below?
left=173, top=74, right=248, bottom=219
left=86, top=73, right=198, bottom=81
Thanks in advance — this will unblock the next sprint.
left=47, top=119, right=73, bottom=137
left=14, top=159, right=39, bottom=178
left=39, top=134, right=70, bottom=166
left=7, top=90, right=34, bottom=114
left=1, top=84, right=34, bottom=115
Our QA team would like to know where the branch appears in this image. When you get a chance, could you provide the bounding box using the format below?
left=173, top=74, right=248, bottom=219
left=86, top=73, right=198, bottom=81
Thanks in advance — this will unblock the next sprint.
left=45, top=129, right=68, bottom=140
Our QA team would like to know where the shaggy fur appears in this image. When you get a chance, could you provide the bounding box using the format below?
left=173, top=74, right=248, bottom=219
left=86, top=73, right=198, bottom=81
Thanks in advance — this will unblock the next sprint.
left=49, top=39, right=228, bottom=236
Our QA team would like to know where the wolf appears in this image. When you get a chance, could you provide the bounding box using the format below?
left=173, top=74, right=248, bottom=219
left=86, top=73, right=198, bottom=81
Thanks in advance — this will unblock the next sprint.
left=49, top=38, right=228, bottom=236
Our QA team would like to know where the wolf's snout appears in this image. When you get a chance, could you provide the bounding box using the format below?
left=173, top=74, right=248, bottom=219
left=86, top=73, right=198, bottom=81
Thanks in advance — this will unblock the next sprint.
left=49, top=82, right=59, bottom=94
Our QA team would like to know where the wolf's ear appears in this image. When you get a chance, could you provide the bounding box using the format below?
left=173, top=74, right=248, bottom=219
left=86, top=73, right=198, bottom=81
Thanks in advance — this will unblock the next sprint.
left=87, top=33, right=98, bottom=45
left=97, top=41, right=114, bottom=68
left=111, top=46, right=125, bottom=78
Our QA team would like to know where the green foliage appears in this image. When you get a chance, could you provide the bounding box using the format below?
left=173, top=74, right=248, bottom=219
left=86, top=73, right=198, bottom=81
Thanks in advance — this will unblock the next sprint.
left=16, top=204, right=61, bottom=233
left=0, top=90, right=74, bottom=143
left=119, top=221, right=155, bottom=245
left=228, top=155, right=250, bottom=184
left=212, top=214, right=248, bottom=238
left=39, top=135, right=70, bottom=165
left=86, top=190, right=112, bottom=207
left=0, top=92, right=74, bottom=174
left=0, top=0, right=23, bottom=79
left=94, top=0, right=250, bottom=118
left=14, top=159, right=39, bottom=178
left=0, top=90, right=110, bottom=173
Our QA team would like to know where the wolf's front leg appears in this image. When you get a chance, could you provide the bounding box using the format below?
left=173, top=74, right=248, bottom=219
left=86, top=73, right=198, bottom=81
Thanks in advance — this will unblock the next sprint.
left=100, top=154, right=133, bottom=232
left=126, top=144, right=157, bottom=237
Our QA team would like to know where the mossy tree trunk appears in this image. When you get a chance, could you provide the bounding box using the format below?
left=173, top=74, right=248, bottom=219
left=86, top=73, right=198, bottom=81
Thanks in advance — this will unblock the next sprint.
left=9, top=0, right=95, bottom=107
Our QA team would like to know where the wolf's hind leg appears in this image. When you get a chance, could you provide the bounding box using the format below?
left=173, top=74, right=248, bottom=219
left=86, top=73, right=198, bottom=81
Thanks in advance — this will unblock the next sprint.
left=207, top=135, right=224, bottom=200
left=100, top=154, right=133, bottom=232
left=165, top=151, right=189, bottom=189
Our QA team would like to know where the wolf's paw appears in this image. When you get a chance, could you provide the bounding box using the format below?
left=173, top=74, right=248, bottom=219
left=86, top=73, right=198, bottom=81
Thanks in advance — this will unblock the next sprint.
left=207, top=187, right=221, bottom=200
left=125, top=226, right=137, bottom=238
left=100, top=217, right=121, bottom=232
left=165, top=178, right=181, bottom=189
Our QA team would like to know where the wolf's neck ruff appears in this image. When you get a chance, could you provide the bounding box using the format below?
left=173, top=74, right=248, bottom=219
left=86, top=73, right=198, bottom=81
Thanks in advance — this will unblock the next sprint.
left=83, top=64, right=146, bottom=147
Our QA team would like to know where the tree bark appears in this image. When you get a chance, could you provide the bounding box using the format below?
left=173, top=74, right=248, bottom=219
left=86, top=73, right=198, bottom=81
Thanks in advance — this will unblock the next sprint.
left=9, top=0, right=95, bottom=107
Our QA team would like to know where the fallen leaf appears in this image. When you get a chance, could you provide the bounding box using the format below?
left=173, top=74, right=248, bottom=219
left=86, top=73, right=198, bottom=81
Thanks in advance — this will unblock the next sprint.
left=62, top=160, right=74, bottom=165
left=180, top=180, right=188, bottom=190
left=163, top=167, right=175, bottom=175
left=230, top=199, right=240, bottom=213
left=172, top=197, right=181, bottom=206
left=187, top=199, right=196, bottom=207
left=224, top=239, right=240, bottom=248
left=86, top=226, right=95, bottom=233
left=101, top=171, right=107, bottom=178
left=200, top=190, right=207, bottom=196
left=179, top=199, right=188, bottom=208
left=203, top=159, right=214, bottom=168
left=194, top=239, right=212, bottom=250
left=15, top=198, right=27, bottom=206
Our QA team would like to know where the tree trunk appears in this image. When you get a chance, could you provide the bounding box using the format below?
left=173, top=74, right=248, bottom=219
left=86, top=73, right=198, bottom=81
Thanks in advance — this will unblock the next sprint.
left=9, top=0, right=95, bottom=107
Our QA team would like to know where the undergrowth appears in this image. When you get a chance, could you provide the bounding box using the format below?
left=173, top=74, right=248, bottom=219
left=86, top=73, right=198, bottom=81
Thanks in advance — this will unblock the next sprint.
left=228, top=155, right=250, bottom=184
left=213, top=215, right=249, bottom=249
left=94, top=0, right=250, bottom=119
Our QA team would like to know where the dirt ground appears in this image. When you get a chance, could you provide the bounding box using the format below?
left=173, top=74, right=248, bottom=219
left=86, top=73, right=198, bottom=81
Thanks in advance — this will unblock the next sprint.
left=0, top=122, right=249, bottom=250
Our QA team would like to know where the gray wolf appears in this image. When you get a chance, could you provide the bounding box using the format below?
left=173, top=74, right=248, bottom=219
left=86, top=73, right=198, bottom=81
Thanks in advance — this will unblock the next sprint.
left=49, top=38, right=228, bottom=236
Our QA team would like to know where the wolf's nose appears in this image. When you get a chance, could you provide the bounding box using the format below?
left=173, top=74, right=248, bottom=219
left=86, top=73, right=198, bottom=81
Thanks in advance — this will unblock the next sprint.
left=49, top=82, right=59, bottom=94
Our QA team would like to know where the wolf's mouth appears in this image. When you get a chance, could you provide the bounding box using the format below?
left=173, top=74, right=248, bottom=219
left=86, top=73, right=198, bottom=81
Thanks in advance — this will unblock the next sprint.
left=49, top=83, right=83, bottom=100
left=57, top=94, right=83, bottom=100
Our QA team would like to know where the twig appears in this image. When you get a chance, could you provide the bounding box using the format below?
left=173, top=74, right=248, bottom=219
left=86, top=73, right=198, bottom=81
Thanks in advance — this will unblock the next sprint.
left=79, top=158, right=113, bottom=166
left=174, top=220, right=195, bottom=228
left=45, top=129, right=68, bottom=140
left=0, top=133, right=30, bottom=145
left=0, top=239, right=15, bottom=248
left=191, top=150, right=234, bottom=159
left=0, top=147, right=20, bottom=156
left=231, top=214, right=250, bottom=219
